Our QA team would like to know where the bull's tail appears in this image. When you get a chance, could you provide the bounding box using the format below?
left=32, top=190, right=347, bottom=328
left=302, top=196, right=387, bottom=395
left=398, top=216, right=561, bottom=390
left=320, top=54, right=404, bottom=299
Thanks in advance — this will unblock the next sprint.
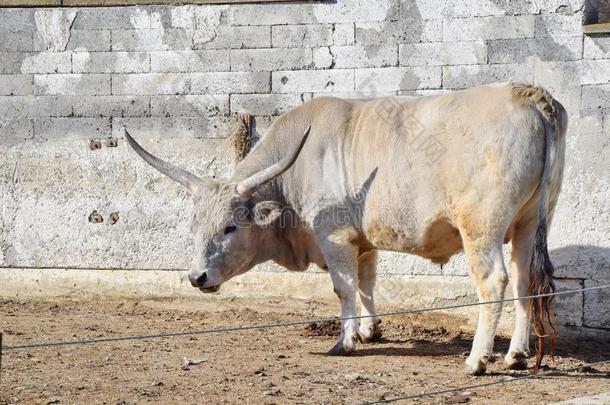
left=529, top=196, right=557, bottom=372
left=513, top=84, right=565, bottom=371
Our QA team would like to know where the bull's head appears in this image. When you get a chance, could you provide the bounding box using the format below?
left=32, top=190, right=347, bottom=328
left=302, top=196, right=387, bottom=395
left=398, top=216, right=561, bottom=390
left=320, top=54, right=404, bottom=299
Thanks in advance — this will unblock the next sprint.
left=124, top=127, right=309, bottom=293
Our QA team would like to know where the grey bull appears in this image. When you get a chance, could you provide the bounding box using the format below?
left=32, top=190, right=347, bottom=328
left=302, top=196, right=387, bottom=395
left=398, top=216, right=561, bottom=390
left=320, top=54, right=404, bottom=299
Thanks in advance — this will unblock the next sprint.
left=125, top=82, right=568, bottom=376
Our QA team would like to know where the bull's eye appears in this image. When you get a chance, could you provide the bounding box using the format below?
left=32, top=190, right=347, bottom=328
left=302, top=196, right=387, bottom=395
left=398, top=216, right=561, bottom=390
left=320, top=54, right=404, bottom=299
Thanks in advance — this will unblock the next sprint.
left=224, top=225, right=237, bottom=235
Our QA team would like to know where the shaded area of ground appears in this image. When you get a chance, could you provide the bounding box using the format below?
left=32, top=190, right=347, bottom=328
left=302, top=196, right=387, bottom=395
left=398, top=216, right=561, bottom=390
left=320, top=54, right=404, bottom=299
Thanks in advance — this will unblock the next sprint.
left=1, top=296, right=609, bottom=404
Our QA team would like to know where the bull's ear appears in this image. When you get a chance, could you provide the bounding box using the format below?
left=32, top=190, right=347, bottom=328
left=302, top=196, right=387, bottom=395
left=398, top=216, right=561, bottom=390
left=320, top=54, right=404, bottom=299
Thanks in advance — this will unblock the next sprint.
left=252, top=201, right=282, bottom=226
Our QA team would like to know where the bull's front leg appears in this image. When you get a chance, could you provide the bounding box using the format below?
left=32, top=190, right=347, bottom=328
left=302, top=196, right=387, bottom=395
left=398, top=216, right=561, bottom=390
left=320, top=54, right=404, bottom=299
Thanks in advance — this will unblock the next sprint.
left=318, top=227, right=360, bottom=356
left=357, top=251, right=382, bottom=343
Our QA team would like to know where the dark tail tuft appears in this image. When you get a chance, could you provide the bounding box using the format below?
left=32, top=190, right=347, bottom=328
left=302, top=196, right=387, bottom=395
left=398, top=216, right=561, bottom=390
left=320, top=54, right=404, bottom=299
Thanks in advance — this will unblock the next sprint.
left=528, top=220, right=557, bottom=372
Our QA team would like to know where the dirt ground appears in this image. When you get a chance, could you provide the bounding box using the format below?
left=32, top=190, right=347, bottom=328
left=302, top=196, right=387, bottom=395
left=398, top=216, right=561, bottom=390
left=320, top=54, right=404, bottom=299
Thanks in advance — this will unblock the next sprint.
left=1, top=296, right=609, bottom=405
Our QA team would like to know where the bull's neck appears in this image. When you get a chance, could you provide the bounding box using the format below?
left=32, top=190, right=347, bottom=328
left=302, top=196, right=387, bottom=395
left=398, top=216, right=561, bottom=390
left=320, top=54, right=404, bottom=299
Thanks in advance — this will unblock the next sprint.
left=230, top=116, right=306, bottom=207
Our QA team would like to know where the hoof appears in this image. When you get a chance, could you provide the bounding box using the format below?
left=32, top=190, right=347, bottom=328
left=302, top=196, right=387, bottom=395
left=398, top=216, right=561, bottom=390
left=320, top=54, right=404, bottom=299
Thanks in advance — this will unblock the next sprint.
left=464, top=356, right=489, bottom=376
left=463, top=362, right=487, bottom=376
left=504, top=352, right=529, bottom=370
left=328, top=341, right=353, bottom=356
left=357, top=323, right=382, bottom=343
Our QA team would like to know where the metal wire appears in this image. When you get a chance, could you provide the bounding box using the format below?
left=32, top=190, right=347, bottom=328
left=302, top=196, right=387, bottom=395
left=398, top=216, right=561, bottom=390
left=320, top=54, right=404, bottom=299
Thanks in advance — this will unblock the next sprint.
left=2, top=283, right=609, bottom=351
left=362, top=358, right=610, bottom=404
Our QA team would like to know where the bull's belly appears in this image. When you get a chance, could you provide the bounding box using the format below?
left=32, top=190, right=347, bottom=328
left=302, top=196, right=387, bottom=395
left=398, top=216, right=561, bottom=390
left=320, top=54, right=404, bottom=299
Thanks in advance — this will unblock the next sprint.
left=364, top=219, right=463, bottom=265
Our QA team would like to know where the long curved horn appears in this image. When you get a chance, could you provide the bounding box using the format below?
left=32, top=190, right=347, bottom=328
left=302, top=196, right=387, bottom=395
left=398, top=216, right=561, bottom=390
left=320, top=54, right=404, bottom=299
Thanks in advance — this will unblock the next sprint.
left=124, top=129, right=205, bottom=194
left=236, top=126, right=310, bottom=198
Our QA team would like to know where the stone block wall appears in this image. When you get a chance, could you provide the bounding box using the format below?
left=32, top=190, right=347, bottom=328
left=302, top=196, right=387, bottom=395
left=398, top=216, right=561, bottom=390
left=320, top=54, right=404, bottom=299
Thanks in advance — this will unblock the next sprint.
left=0, top=0, right=609, bottom=333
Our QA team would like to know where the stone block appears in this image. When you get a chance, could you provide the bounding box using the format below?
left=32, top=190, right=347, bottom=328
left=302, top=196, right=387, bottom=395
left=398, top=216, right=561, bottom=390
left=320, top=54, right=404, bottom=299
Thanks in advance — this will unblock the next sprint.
left=72, top=7, right=158, bottom=30
left=554, top=279, right=584, bottom=327
left=198, top=25, right=271, bottom=50
left=0, top=53, right=29, bottom=74
left=0, top=9, right=35, bottom=32
left=354, top=66, right=442, bottom=93
left=584, top=279, right=610, bottom=329
left=584, top=36, right=610, bottom=59
left=0, top=119, right=33, bottom=142
left=535, top=13, right=583, bottom=37
left=272, top=69, right=354, bottom=93
left=333, top=23, right=355, bottom=45
left=190, top=71, right=270, bottom=94
left=377, top=251, right=443, bottom=276
left=113, top=116, right=234, bottom=139
left=0, top=74, right=32, bottom=96
left=34, top=30, right=112, bottom=52
left=532, top=0, right=585, bottom=14
left=399, top=41, right=487, bottom=66
left=31, top=9, right=78, bottom=52
left=111, top=29, right=192, bottom=51
left=150, top=50, right=229, bottom=72
left=442, top=15, right=535, bottom=41
left=230, top=93, right=303, bottom=116
left=356, top=20, right=442, bottom=46
left=312, top=0, right=396, bottom=23
left=272, top=24, right=333, bottom=48
left=33, top=117, right=111, bottom=140
left=0, top=30, right=33, bottom=52
left=112, top=73, right=190, bottom=95
left=488, top=37, right=583, bottom=63
left=150, top=95, right=229, bottom=117
left=34, top=74, right=111, bottom=96
left=553, top=243, right=610, bottom=281
left=229, top=3, right=317, bottom=25
left=0, top=96, right=71, bottom=118
left=74, top=51, right=151, bottom=73
left=20, top=52, right=72, bottom=74
left=230, top=48, right=313, bottom=72
left=443, top=63, right=534, bottom=89
left=533, top=60, right=582, bottom=114
left=582, top=84, right=610, bottom=110
left=580, top=60, right=610, bottom=84
left=73, top=96, right=150, bottom=118
left=271, top=24, right=334, bottom=48
left=314, top=45, right=398, bottom=69
left=441, top=0, right=535, bottom=18
left=68, top=30, right=112, bottom=52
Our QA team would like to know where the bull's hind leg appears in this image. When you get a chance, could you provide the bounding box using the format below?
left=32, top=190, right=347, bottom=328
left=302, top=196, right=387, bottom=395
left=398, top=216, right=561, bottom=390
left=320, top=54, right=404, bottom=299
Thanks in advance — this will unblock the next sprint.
left=505, top=218, right=537, bottom=370
left=461, top=234, right=509, bottom=375
left=318, top=228, right=361, bottom=355
left=357, top=251, right=382, bottom=343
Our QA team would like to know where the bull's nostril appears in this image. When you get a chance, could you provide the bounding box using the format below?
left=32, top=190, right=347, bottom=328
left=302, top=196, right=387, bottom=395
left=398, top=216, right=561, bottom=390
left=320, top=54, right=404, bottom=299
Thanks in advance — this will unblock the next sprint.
left=188, top=272, right=208, bottom=287
left=196, top=272, right=207, bottom=286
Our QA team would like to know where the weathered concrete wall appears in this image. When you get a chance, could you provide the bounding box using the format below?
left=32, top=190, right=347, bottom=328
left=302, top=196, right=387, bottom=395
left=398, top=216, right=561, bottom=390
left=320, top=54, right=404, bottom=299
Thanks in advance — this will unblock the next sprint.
left=0, top=267, right=591, bottom=337
left=0, top=1, right=609, bottom=333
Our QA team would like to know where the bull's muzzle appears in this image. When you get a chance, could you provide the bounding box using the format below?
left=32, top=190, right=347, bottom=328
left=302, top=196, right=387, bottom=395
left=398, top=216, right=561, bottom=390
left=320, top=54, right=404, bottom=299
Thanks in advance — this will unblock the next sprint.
left=188, top=272, right=208, bottom=288
left=188, top=271, right=221, bottom=293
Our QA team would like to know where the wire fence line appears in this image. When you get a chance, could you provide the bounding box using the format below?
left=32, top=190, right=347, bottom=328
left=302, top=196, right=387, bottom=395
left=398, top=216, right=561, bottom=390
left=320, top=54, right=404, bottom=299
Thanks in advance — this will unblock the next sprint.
left=362, top=358, right=610, bottom=404
left=2, top=284, right=609, bottom=351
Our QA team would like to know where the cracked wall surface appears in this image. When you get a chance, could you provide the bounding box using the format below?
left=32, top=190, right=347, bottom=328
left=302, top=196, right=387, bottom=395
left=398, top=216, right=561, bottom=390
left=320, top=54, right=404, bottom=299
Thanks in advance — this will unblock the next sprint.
left=0, top=1, right=609, bottom=332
